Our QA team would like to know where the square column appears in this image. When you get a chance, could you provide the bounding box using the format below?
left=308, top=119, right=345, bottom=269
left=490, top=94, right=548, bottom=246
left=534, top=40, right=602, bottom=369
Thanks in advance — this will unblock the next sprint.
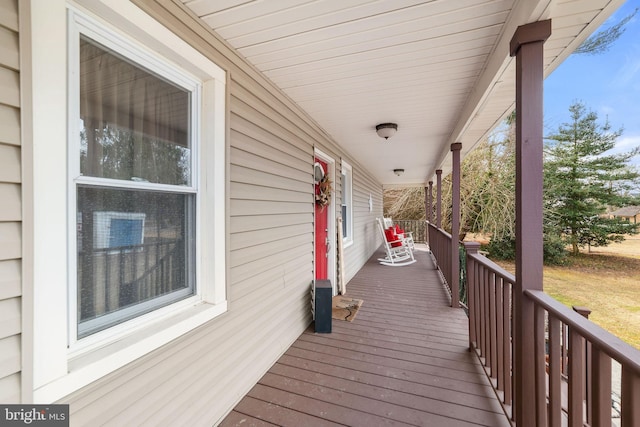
left=510, top=19, right=551, bottom=427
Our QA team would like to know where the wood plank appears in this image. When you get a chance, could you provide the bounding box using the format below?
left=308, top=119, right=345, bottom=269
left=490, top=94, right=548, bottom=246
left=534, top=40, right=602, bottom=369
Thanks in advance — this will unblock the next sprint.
left=292, top=336, right=482, bottom=374
left=219, top=410, right=278, bottom=427
left=248, top=383, right=411, bottom=426
left=229, top=395, right=344, bottom=427
left=287, top=343, right=487, bottom=386
left=270, top=359, right=503, bottom=413
left=221, top=248, right=511, bottom=426
left=296, top=330, right=476, bottom=364
left=260, top=371, right=504, bottom=426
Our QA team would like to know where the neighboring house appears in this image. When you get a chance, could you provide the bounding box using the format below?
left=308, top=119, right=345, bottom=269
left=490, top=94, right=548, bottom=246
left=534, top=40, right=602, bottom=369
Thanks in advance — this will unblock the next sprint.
left=0, top=0, right=624, bottom=425
left=610, top=205, right=640, bottom=223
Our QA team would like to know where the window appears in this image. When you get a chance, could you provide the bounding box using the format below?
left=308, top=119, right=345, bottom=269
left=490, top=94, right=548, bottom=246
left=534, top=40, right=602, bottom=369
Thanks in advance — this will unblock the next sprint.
left=74, top=35, right=198, bottom=338
left=30, top=2, right=226, bottom=402
left=341, top=161, right=353, bottom=246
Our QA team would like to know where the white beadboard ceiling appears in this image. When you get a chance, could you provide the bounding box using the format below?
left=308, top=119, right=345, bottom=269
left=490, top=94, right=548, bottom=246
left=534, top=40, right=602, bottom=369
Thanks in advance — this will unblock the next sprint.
left=181, top=0, right=624, bottom=186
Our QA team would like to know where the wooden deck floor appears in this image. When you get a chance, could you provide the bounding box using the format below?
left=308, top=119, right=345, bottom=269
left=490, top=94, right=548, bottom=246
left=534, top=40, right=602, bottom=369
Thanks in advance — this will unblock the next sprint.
left=220, top=246, right=511, bottom=427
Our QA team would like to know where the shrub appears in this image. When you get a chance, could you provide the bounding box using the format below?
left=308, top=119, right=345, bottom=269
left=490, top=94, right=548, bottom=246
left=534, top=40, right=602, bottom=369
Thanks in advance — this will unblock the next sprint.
left=542, top=234, right=567, bottom=265
left=486, top=233, right=567, bottom=265
left=486, top=234, right=516, bottom=260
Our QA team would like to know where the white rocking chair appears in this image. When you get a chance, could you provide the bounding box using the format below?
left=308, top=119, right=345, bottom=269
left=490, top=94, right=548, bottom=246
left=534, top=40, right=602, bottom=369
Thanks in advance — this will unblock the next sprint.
left=383, top=217, right=415, bottom=251
left=376, top=218, right=416, bottom=266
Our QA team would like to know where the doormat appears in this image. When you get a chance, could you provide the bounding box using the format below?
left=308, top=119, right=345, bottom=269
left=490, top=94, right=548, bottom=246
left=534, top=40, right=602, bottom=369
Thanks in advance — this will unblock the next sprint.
left=332, top=296, right=364, bottom=322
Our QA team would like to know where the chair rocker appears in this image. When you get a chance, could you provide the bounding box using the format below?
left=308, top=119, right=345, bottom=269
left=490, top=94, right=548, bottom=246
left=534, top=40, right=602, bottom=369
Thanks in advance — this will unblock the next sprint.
left=383, top=217, right=415, bottom=251
left=376, top=218, right=416, bottom=266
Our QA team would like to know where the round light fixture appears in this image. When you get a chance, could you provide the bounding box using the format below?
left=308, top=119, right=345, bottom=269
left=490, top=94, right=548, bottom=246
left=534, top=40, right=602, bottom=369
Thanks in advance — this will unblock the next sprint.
left=393, top=168, right=404, bottom=176
left=376, top=123, right=398, bottom=140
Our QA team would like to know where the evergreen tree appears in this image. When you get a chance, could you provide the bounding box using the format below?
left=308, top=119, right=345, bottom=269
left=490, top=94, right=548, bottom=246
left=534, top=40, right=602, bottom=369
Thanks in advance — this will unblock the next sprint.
left=574, top=8, right=637, bottom=56
left=544, top=102, right=640, bottom=255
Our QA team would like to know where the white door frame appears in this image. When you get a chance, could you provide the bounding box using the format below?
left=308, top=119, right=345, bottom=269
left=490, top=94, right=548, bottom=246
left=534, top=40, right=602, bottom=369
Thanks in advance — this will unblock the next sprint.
left=314, top=148, right=337, bottom=295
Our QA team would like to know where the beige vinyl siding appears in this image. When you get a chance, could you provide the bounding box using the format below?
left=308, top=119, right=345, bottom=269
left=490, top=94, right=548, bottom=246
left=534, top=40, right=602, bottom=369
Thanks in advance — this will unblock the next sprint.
left=0, top=0, right=21, bottom=404
left=57, top=0, right=382, bottom=425
left=343, top=165, right=384, bottom=283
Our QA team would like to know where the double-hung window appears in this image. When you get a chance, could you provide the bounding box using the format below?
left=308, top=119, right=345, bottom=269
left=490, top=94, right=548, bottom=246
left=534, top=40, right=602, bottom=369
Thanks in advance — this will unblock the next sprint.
left=72, top=33, right=198, bottom=338
left=341, top=161, right=353, bottom=246
left=31, top=2, right=226, bottom=402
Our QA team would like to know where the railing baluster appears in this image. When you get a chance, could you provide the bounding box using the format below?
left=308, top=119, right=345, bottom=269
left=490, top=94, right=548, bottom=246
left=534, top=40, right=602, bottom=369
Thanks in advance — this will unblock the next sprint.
left=548, top=314, right=562, bottom=427
left=503, top=279, right=512, bottom=407
left=484, top=268, right=490, bottom=366
left=534, top=304, right=547, bottom=427
left=590, top=346, right=612, bottom=427
left=475, top=261, right=481, bottom=353
left=465, top=243, right=478, bottom=350
left=621, top=365, right=640, bottom=427
left=562, top=323, right=568, bottom=376
left=496, top=276, right=504, bottom=392
left=489, top=272, right=497, bottom=380
left=511, top=295, right=517, bottom=423
left=441, top=245, right=640, bottom=427
left=480, top=265, right=487, bottom=360
left=568, top=328, right=585, bottom=427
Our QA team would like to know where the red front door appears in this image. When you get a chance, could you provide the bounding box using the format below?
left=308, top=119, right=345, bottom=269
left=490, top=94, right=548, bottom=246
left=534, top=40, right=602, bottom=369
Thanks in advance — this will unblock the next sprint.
left=315, top=158, right=329, bottom=280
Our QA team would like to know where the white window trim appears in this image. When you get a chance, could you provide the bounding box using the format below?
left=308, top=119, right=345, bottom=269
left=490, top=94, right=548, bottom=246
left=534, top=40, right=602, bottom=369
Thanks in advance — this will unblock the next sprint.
left=28, top=0, right=227, bottom=403
left=341, top=161, right=353, bottom=247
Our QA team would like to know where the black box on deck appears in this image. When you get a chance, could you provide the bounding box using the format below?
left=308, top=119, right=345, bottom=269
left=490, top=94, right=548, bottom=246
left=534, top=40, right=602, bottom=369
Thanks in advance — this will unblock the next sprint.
left=314, top=280, right=332, bottom=333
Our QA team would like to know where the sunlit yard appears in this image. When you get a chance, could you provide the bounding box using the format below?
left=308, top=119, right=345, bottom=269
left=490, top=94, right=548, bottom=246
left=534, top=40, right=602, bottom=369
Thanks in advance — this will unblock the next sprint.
left=494, top=235, right=640, bottom=349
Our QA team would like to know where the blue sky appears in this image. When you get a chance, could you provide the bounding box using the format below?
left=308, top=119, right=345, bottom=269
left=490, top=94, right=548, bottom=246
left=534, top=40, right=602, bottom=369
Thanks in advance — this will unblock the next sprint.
left=544, top=0, right=640, bottom=164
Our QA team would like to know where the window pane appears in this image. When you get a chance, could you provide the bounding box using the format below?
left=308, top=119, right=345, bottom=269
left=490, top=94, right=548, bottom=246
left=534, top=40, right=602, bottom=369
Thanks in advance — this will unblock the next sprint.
left=77, top=186, right=195, bottom=337
left=79, top=36, right=191, bottom=185
left=342, top=205, right=348, bottom=237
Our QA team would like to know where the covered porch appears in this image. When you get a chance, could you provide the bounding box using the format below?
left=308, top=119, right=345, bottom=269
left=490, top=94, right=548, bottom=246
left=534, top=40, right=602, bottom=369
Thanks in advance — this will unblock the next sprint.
left=221, top=246, right=510, bottom=426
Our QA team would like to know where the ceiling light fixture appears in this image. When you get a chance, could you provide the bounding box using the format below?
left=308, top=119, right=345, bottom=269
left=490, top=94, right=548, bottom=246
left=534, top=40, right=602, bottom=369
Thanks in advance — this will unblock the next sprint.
left=393, top=168, right=404, bottom=176
left=376, top=123, right=398, bottom=140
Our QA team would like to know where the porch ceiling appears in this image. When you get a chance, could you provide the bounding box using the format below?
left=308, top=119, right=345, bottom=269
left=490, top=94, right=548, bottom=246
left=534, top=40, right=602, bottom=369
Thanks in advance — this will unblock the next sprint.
left=181, top=0, right=624, bottom=186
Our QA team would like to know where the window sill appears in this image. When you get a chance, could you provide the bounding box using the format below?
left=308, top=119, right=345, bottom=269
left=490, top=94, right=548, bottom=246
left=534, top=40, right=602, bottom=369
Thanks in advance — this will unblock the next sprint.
left=33, top=301, right=227, bottom=403
left=343, top=238, right=354, bottom=249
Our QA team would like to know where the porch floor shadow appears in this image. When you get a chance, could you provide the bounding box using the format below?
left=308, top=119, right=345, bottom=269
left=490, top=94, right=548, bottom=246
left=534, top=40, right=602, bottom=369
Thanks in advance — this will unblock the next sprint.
left=220, top=245, right=510, bottom=427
